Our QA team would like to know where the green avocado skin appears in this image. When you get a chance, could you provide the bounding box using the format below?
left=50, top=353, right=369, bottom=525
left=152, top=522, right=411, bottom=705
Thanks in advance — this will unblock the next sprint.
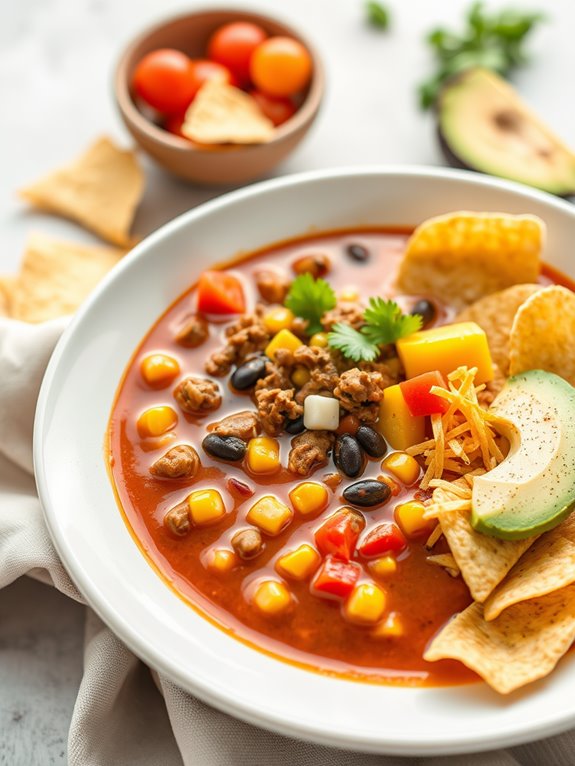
left=471, top=501, right=575, bottom=541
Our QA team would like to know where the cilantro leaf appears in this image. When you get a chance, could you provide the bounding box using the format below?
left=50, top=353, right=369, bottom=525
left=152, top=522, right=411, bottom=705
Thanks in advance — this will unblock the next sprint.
left=284, top=274, right=337, bottom=336
left=361, top=298, right=423, bottom=345
left=366, top=1, right=390, bottom=30
left=327, top=323, right=380, bottom=363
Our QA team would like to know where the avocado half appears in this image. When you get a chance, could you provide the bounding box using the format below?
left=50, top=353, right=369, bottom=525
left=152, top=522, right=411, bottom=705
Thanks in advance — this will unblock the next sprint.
left=437, top=68, right=575, bottom=196
left=472, top=370, right=575, bottom=540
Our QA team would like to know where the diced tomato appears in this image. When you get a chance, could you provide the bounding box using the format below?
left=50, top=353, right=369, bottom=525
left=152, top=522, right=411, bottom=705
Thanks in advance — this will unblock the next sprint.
left=197, top=271, right=246, bottom=315
left=399, top=371, right=450, bottom=417
left=358, top=522, right=407, bottom=559
left=314, top=509, right=365, bottom=561
left=312, top=556, right=360, bottom=599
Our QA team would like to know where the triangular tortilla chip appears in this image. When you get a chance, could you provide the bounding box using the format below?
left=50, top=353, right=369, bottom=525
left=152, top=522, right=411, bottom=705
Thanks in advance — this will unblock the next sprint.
left=0, top=277, right=15, bottom=316
left=182, top=81, right=274, bottom=145
left=9, top=233, right=124, bottom=323
left=509, top=285, right=575, bottom=385
left=424, top=583, right=575, bottom=694
left=396, top=212, right=543, bottom=311
left=484, top=513, right=575, bottom=620
left=20, top=137, right=144, bottom=246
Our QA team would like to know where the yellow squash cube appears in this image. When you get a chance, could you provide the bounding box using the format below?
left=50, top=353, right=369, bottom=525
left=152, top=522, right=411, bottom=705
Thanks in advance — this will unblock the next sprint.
left=289, top=482, right=328, bottom=516
left=247, top=495, right=293, bottom=536
left=276, top=544, right=321, bottom=581
left=137, top=405, right=178, bottom=438
left=382, top=452, right=421, bottom=485
left=188, top=489, right=226, bottom=526
left=377, top=385, right=426, bottom=451
left=253, top=580, right=292, bottom=615
left=396, top=321, right=493, bottom=384
left=265, top=328, right=303, bottom=360
left=204, top=548, right=237, bottom=573
left=344, top=583, right=387, bottom=625
left=369, top=555, right=397, bottom=579
left=246, top=437, right=280, bottom=474
left=264, top=307, right=295, bottom=334
left=395, top=501, right=435, bottom=538
left=140, top=353, right=180, bottom=388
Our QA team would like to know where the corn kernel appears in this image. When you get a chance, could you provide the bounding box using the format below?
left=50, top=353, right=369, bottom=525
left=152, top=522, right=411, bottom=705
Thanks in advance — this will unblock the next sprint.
left=188, top=489, right=226, bottom=526
left=291, top=366, right=311, bottom=388
left=377, top=385, right=426, bottom=450
left=338, top=287, right=360, bottom=302
left=265, top=329, right=303, bottom=360
left=382, top=452, right=421, bottom=485
left=253, top=580, right=292, bottom=615
left=246, top=437, right=280, bottom=475
left=204, top=548, right=237, bottom=573
left=247, top=495, right=293, bottom=536
left=395, top=501, right=435, bottom=538
left=369, top=555, right=397, bottom=579
left=289, top=482, right=328, bottom=516
left=344, top=583, right=387, bottom=625
left=264, top=307, right=294, bottom=334
left=371, top=611, right=404, bottom=638
left=137, top=405, right=178, bottom=438
left=140, top=353, right=180, bottom=388
left=276, top=544, right=320, bottom=581
left=310, top=332, right=328, bottom=348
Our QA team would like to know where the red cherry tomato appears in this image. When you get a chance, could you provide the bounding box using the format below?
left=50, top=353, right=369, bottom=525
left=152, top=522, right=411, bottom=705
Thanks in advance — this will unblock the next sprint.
left=164, top=113, right=187, bottom=139
left=197, top=271, right=246, bottom=315
left=133, top=49, right=196, bottom=114
left=250, top=91, right=296, bottom=126
left=208, top=21, right=267, bottom=85
left=189, top=59, right=235, bottom=96
left=250, top=36, right=312, bottom=97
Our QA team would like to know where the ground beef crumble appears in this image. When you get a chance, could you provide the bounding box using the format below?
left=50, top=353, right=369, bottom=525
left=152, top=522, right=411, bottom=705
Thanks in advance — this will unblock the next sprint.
left=288, top=431, right=335, bottom=475
left=205, top=306, right=270, bottom=377
left=321, top=301, right=364, bottom=331
left=333, top=368, right=390, bottom=422
left=174, top=376, right=222, bottom=414
left=255, top=388, right=303, bottom=436
left=210, top=411, right=261, bottom=440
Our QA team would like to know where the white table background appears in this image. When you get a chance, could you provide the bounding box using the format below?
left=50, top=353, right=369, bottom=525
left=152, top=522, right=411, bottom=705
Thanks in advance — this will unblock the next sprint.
left=1, top=0, right=574, bottom=762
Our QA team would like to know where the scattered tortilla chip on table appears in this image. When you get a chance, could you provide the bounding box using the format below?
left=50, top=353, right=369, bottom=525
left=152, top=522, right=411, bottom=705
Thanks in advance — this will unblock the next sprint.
left=182, top=81, right=275, bottom=144
left=509, top=285, right=575, bottom=385
left=396, top=212, right=543, bottom=311
left=455, top=284, right=542, bottom=376
left=19, top=136, right=144, bottom=246
left=9, top=233, right=124, bottom=323
left=0, top=277, right=16, bottom=316
left=424, top=583, right=575, bottom=694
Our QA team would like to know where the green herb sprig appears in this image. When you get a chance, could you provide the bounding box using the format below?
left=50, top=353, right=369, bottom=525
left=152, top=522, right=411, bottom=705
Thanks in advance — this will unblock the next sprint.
left=366, top=1, right=390, bottom=30
left=284, top=274, right=337, bottom=336
left=419, top=2, right=545, bottom=109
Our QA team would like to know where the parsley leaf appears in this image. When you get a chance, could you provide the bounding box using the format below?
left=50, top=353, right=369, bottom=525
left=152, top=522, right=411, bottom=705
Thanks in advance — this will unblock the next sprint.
left=327, top=323, right=380, bottom=363
left=366, top=1, right=390, bottom=30
left=361, top=297, right=423, bottom=345
left=284, top=274, right=336, bottom=336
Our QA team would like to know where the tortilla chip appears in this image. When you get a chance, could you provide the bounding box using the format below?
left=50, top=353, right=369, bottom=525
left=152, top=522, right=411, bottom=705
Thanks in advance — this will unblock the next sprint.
left=396, top=212, right=543, bottom=311
left=0, top=277, right=15, bottom=316
left=20, top=137, right=144, bottom=246
left=509, top=285, right=575, bottom=385
left=182, top=81, right=274, bottom=145
left=9, top=233, right=124, bottom=323
left=456, top=284, right=542, bottom=376
left=424, top=583, right=575, bottom=694
left=484, top=514, right=575, bottom=621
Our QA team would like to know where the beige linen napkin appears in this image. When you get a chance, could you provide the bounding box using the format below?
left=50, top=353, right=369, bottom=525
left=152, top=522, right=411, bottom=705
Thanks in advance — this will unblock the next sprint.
left=1, top=315, right=574, bottom=766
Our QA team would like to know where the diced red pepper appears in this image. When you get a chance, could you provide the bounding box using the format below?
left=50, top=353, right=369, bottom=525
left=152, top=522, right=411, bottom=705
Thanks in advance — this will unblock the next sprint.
left=312, top=556, right=361, bottom=599
left=314, top=509, right=365, bottom=561
left=358, top=522, right=407, bottom=558
left=197, top=270, right=246, bottom=315
left=399, top=371, right=449, bottom=417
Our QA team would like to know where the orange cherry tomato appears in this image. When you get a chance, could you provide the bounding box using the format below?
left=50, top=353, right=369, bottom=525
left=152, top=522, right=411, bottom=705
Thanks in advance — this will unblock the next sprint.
left=250, top=90, right=297, bottom=126
left=250, top=36, right=312, bottom=97
left=189, top=59, right=236, bottom=96
left=208, top=21, right=268, bottom=85
left=133, top=49, right=196, bottom=114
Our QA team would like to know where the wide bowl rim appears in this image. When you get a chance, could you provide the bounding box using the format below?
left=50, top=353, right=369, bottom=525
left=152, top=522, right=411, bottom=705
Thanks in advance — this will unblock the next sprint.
left=34, top=165, right=575, bottom=755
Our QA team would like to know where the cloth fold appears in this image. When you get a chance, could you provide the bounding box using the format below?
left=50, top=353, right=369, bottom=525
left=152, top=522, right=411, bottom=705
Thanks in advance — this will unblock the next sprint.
left=0, top=316, right=572, bottom=765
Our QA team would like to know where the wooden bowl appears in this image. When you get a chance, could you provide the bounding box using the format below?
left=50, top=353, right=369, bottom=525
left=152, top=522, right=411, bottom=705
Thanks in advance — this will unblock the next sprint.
left=114, top=9, right=324, bottom=186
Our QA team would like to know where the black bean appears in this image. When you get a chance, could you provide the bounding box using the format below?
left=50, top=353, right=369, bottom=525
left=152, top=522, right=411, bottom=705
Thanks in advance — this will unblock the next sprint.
left=343, top=480, right=392, bottom=508
left=231, top=357, right=267, bottom=391
left=356, top=425, right=387, bottom=458
left=285, top=415, right=305, bottom=435
left=346, top=243, right=369, bottom=263
left=202, top=434, right=246, bottom=462
left=411, top=299, right=436, bottom=328
left=334, top=434, right=364, bottom=478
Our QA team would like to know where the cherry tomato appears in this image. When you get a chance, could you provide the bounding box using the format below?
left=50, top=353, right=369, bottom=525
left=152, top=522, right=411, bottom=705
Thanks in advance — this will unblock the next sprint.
left=250, top=36, right=312, bottom=97
left=208, top=21, right=267, bottom=85
left=164, top=113, right=187, bottom=139
left=250, top=91, right=296, bottom=126
left=197, top=271, right=246, bottom=315
left=133, top=49, right=196, bottom=114
left=189, top=59, right=235, bottom=95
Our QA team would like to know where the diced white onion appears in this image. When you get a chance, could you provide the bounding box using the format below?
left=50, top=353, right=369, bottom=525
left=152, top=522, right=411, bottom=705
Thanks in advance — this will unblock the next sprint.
left=303, top=395, right=340, bottom=431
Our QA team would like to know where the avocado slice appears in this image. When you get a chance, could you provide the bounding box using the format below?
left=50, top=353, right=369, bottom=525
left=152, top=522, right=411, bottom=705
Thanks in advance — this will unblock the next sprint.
left=472, top=370, right=575, bottom=540
left=438, top=68, right=575, bottom=196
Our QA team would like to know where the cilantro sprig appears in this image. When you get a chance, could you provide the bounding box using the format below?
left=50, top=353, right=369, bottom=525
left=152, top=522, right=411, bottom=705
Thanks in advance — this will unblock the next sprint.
left=284, top=274, right=337, bottom=336
left=328, top=298, right=422, bottom=363
left=366, top=1, right=390, bottom=30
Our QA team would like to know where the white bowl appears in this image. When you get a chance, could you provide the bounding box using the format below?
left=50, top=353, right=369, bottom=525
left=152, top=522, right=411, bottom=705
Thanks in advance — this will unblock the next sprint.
left=34, top=167, right=575, bottom=756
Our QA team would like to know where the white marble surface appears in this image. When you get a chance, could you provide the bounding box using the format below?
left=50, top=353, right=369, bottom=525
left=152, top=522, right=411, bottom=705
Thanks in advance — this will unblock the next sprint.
left=1, top=0, right=575, bottom=762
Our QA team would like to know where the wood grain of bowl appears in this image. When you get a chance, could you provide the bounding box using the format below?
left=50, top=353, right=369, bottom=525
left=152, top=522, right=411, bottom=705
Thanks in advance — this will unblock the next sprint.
left=114, top=9, right=324, bottom=185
